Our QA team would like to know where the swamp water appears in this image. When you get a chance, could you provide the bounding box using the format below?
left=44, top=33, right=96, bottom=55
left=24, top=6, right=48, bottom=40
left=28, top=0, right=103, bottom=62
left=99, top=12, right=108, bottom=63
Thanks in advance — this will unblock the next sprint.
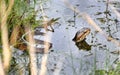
left=10, top=0, right=120, bottom=75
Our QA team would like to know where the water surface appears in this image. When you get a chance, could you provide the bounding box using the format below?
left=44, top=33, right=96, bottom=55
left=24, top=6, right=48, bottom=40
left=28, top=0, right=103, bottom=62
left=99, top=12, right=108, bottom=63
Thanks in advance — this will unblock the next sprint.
left=11, top=0, right=120, bottom=75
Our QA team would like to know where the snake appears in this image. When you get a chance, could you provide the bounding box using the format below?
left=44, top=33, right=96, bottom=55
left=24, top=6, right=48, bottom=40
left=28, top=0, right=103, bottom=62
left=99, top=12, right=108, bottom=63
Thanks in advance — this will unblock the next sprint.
left=72, top=27, right=91, bottom=42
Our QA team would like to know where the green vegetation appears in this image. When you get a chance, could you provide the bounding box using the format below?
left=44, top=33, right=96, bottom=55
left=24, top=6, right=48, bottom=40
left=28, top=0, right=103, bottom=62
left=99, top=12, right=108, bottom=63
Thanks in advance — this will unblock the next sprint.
left=8, top=0, right=37, bottom=46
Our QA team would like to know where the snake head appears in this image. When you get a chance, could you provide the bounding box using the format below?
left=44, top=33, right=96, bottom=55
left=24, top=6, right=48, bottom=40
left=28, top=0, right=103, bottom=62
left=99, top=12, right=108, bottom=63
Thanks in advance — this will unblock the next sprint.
left=73, top=27, right=90, bottom=42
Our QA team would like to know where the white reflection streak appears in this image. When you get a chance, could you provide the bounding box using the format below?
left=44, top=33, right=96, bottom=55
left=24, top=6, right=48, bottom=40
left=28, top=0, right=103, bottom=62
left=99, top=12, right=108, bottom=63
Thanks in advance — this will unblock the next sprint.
left=26, top=27, right=37, bottom=75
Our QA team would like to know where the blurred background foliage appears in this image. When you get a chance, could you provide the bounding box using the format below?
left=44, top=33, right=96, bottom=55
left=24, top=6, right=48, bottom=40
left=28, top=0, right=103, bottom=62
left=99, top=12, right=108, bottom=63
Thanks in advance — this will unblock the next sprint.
left=0, top=0, right=43, bottom=50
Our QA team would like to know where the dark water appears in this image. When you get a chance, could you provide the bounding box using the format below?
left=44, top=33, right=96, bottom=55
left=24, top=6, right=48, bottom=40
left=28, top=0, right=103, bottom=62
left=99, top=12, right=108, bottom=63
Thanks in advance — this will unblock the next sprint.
left=10, top=0, right=120, bottom=75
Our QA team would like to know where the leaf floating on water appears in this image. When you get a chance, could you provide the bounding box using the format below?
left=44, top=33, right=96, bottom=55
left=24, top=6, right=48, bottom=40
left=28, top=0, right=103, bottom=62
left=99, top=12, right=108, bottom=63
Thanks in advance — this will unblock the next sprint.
left=95, top=12, right=102, bottom=15
left=111, top=50, right=120, bottom=54
left=110, top=1, right=120, bottom=8
left=52, top=17, right=60, bottom=22
left=103, top=10, right=111, bottom=16
left=67, top=20, right=75, bottom=23
left=76, top=4, right=79, bottom=6
left=87, top=5, right=95, bottom=8
left=48, top=17, right=60, bottom=25
left=50, top=50, right=54, bottom=52
left=66, top=27, right=68, bottom=29
left=96, top=18, right=106, bottom=23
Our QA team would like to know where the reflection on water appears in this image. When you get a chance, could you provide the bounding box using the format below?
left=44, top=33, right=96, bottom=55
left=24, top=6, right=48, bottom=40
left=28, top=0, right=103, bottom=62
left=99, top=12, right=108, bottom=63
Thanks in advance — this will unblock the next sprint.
left=75, top=40, right=91, bottom=51
left=10, top=0, right=120, bottom=75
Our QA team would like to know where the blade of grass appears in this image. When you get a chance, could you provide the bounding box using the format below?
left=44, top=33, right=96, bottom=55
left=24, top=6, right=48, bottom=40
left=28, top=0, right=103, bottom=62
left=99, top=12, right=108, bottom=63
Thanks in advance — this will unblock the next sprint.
left=0, top=56, right=5, bottom=75
left=25, top=25, right=37, bottom=75
left=39, top=4, right=50, bottom=75
left=0, top=0, right=14, bottom=71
